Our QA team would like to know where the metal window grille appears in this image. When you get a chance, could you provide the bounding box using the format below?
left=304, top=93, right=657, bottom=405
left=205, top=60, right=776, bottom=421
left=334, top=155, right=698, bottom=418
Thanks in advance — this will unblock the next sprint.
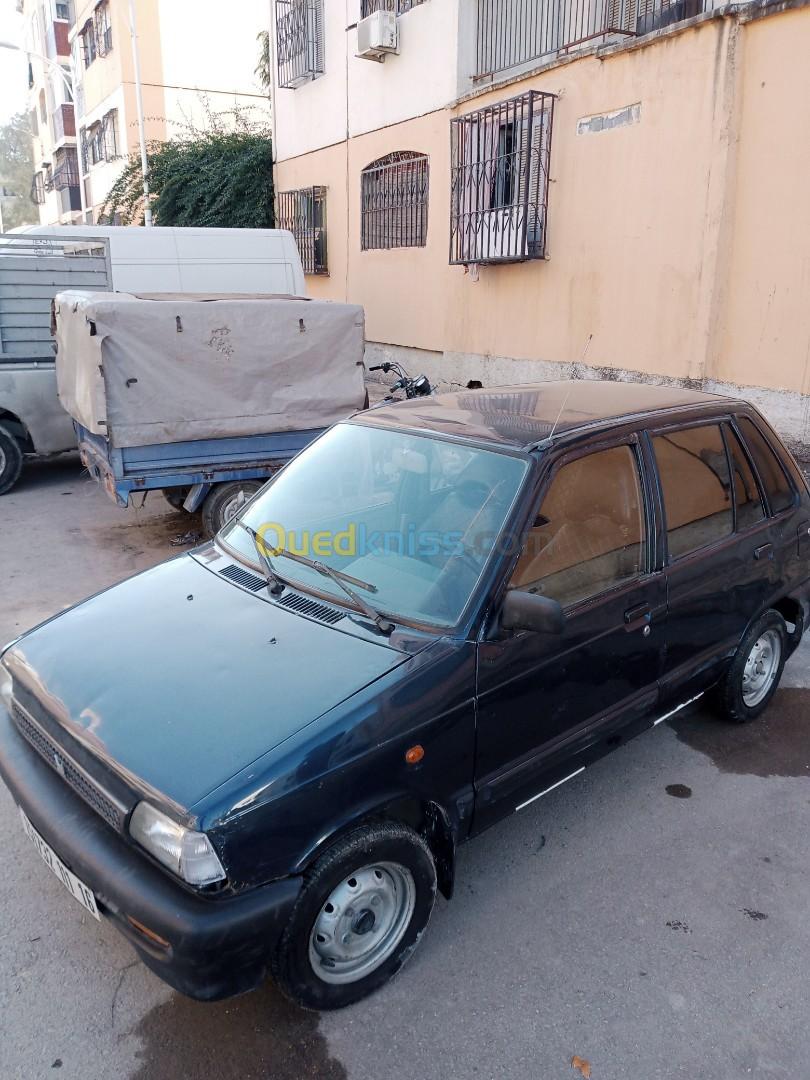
left=101, top=110, right=119, bottom=160
left=473, top=0, right=716, bottom=78
left=88, top=123, right=104, bottom=165
left=361, top=0, right=426, bottom=15
left=94, top=2, right=112, bottom=55
left=361, top=152, right=429, bottom=251
left=276, top=0, right=324, bottom=88
left=80, top=20, right=96, bottom=66
left=450, top=90, right=554, bottom=265
left=277, top=187, right=328, bottom=275
left=52, top=148, right=80, bottom=190
left=30, top=172, right=46, bottom=204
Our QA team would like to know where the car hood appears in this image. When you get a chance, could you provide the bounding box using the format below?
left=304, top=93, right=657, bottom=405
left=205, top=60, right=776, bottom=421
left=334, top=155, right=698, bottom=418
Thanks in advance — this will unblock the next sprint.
left=4, top=555, right=412, bottom=813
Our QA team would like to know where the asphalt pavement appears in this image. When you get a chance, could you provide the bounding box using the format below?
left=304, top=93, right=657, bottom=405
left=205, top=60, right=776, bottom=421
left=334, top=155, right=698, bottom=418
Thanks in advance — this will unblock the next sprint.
left=2, top=454, right=810, bottom=1080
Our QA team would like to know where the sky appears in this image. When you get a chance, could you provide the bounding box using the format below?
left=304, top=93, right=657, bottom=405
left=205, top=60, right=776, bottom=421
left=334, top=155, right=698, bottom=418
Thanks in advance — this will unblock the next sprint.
left=0, top=0, right=29, bottom=127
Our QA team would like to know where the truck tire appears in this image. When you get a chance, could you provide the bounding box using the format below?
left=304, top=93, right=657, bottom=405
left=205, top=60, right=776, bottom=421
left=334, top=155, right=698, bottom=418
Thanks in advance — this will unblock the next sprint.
left=0, top=424, right=24, bottom=495
left=201, top=480, right=264, bottom=537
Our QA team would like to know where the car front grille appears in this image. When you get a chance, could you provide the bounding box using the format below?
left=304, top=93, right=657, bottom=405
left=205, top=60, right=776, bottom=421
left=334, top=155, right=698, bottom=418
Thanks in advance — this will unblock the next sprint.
left=11, top=698, right=127, bottom=833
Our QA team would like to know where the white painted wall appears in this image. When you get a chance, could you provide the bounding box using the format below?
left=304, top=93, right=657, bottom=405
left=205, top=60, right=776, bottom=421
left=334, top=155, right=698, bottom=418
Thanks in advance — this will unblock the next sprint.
left=272, top=0, right=462, bottom=163
left=347, top=0, right=461, bottom=139
left=80, top=84, right=129, bottom=211
left=272, top=0, right=349, bottom=162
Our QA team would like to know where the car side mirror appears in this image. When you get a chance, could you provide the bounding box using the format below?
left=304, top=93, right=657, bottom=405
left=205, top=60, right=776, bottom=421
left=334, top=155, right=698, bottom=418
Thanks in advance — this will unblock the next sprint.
left=501, top=590, right=564, bottom=635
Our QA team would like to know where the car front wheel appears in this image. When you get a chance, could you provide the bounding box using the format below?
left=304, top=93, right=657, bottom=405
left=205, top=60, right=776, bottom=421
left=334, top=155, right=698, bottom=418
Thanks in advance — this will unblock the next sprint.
left=272, top=822, right=437, bottom=1010
left=715, top=609, right=787, bottom=722
left=0, top=424, right=23, bottom=496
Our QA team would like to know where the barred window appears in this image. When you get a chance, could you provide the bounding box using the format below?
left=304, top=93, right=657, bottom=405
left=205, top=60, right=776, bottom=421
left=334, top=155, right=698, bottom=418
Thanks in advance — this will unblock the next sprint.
left=52, top=148, right=80, bottom=190
left=102, top=110, right=119, bottom=160
left=276, top=0, right=324, bottom=89
left=88, top=122, right=104, bottom=165
left=95, top=1, right=112, bottom=55
left=361, top=152, right=429, bottom=251
left=450, top=90, right=554, bottom=265
left=361, top=0, right=427, bottom=14
left=277, top=187, right=328, bottom=275
left=30, top=172, right=45, bottom=205
left=80, top=20, right=96, bottom=66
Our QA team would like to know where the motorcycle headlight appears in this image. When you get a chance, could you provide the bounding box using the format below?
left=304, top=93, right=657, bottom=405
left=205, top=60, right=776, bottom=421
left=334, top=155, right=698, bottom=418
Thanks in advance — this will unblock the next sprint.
left=129, top=802, right=226, bottom=887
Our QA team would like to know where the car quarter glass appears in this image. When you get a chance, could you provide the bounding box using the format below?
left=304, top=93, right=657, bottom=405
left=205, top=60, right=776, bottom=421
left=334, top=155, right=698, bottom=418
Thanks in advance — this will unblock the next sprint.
left=653, top=424, right=733, bottom=560
left=737, top=416, right=796, bottom=515
left=723, top=423, right=766, bottom=530
left=510, top=443, right=647, bottom=607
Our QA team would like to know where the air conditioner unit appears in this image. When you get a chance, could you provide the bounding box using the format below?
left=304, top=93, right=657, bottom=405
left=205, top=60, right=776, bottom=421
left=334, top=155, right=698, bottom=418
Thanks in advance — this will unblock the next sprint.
left=357, top=10, right=398, bottom=62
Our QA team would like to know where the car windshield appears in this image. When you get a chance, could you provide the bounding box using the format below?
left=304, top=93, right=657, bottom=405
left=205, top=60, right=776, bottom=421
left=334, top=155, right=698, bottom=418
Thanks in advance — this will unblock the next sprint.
left=219, top=422, right=528, bottom=628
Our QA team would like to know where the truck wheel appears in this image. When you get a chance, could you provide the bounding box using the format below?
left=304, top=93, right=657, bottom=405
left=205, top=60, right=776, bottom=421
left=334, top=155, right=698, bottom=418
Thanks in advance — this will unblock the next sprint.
left=272, top=822, right=437, bottom=1011
left=0, top=425, right=24, bottom=495
left=163, top=487, right=191, bottom=511
left=715, top=609, right=787, bottom=722
left=201, top=481, right=264, bottom=537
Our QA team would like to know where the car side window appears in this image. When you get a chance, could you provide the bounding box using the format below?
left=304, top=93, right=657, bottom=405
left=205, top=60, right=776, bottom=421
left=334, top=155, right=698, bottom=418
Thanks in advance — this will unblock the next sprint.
left=736, top=417, right=795, bottom=515
left=653, top=424, right=733, bottom=560
left=723, top=423, right=766, bottom=530
left=510, top=444, right=647, bottom=608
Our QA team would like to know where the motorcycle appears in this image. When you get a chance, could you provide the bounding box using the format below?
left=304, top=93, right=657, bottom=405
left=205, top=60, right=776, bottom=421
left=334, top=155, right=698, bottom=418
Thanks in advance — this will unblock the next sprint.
left=368, top=362, right=432, bottom=404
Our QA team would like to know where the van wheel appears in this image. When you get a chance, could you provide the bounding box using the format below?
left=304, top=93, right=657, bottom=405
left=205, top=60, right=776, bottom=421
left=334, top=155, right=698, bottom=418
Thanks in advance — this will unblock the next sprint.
left=272, top=822, right=437, bottom=1011
left=715, top=610, right=787, bottom=722
left=0, top=425, right=23, bottom=495
left=201, top=481, right=263, bottom=537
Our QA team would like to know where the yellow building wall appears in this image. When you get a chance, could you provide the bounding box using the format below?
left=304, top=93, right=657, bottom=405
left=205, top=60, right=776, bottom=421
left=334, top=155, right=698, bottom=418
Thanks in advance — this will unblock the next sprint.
left=276, top=6, right=810, bottom=428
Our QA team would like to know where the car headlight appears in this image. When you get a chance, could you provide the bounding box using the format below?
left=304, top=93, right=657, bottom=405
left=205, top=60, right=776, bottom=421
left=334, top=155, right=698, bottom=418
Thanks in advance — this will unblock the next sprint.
left=129, top=802, right=226, bottom=887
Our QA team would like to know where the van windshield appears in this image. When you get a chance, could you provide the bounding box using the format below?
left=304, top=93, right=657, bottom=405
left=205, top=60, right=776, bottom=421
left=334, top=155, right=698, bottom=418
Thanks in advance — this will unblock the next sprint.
left=219, top=422, right=528, bottom=628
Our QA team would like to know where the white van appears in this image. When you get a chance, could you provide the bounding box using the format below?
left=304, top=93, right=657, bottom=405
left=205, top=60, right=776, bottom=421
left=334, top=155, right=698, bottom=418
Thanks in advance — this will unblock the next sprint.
left=0, top=227, right=306, bottom=493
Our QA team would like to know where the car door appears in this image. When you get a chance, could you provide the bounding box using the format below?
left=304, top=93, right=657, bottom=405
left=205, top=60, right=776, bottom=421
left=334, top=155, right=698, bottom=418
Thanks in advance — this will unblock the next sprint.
left=651, top=417, right=788, bottom=707
left=473, top=434, right=666, bottom=834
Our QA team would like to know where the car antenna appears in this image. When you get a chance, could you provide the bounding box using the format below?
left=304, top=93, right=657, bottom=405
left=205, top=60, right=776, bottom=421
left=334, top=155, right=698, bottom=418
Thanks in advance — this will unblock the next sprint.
left=533, top=333, right=592, bottom=450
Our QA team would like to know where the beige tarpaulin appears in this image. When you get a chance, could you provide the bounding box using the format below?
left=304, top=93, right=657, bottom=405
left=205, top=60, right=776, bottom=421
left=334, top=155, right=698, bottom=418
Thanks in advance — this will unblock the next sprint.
left=53, top=291, right=366, bottom=448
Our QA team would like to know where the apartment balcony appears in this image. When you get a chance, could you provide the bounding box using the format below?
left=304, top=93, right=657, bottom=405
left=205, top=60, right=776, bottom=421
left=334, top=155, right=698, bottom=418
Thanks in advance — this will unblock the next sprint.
left=52, top=103, right=76, bottom=143
left=473, top=0, right=712, bottom=80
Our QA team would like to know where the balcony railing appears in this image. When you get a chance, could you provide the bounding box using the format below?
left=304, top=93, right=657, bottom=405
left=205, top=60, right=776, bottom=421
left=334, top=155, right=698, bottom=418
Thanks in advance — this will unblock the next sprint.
left=474, top=0, right=714, bottom=79
left=52, top=103, right=76, bottom=143
left=52, top=158, right=80, bottom=190
left=360, top=0, right=426, bottom=14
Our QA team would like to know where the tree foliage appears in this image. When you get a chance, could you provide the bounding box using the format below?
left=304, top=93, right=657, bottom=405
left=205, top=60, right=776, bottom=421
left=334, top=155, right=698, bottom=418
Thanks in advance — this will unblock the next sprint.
left=0, top=113, right=39, bottom=230
left=255, top=30, right=271, bottom=94
left=99, top=109, right=274, bottom=228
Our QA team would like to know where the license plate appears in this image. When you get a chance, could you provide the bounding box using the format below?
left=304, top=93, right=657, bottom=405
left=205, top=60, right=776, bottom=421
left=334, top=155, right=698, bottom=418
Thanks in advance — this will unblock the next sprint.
left=19, top=808, right=100, bottom=921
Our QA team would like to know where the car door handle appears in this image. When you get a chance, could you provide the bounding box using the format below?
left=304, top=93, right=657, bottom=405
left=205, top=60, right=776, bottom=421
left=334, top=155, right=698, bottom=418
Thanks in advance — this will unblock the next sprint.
left=754, top=543, right=774, bottom=561
left=624, top=604, right=652, bottom=630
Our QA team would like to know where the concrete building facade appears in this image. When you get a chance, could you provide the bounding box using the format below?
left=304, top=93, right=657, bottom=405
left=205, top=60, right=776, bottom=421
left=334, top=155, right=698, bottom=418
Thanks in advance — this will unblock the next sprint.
left=270, top=0, right=810, bottom=455
left=22, top=0, right=270, bottom=225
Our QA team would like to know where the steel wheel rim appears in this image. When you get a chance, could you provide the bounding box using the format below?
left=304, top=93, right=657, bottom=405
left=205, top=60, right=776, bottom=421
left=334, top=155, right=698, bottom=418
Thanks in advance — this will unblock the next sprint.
left=220, top=487, right=256, bottom=528
left=742, top=629, right=781, bottom=707
left=308, top=862, right=416, bottom=985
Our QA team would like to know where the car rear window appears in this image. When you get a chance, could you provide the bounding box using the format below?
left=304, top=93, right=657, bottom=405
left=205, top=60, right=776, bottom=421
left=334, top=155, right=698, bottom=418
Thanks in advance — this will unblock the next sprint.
left=736, top=417, right=795, bottom=515
left=723, top=424, right=766, bottom=530
left=653, top=424, right=733, bottom=560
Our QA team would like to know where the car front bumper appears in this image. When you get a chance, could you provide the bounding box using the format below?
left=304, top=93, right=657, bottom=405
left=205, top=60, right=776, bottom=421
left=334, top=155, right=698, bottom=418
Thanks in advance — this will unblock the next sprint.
left=0, top=706, right=302, bottom=1001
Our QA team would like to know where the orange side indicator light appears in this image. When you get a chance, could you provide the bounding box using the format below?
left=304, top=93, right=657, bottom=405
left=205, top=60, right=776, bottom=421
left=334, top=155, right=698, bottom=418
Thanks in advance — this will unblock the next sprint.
left=126, top=915, right=171, bottom=950
left=405, top=744, right=425, bottom=765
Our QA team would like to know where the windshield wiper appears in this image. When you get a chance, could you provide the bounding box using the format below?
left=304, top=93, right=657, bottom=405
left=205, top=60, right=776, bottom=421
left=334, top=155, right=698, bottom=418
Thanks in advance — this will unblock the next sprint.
left=269, top=547, right=394, bottom=635
left=233, top=521, right=286, bottom=597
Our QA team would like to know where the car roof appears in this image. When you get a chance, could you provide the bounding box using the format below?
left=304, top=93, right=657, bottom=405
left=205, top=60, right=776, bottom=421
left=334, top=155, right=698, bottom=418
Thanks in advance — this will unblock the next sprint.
left=358, top=380, right=734, bottom=450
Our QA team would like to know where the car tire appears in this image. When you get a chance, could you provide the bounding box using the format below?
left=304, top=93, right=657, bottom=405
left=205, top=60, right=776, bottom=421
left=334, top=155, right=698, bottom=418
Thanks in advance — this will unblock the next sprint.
left=0, top=424, right=24, bottom=496
left=715, top=609, right=788, bottom=723
left=272, top=822, right=437, bottom=1011
left=201, top=481, right=264, bottom=537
